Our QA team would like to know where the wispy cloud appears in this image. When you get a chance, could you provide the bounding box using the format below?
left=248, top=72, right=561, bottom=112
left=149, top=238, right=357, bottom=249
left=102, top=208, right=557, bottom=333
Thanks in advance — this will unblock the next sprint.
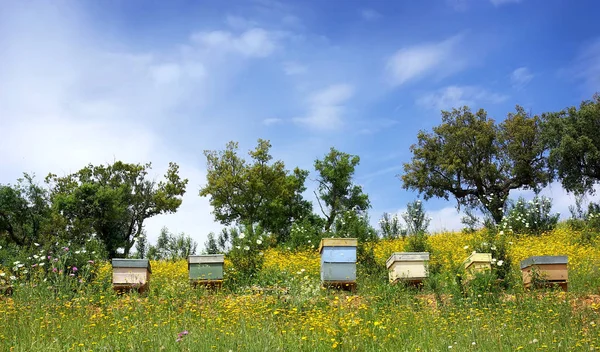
left=385, top=34, right=468, bottom=87
left=293, top=84, right=354, bottom=130
left=446, top=0, right=469, bottom=11
left=190, top=28, right=280, bottom=58
left=263, top=117, right=283, bottom=125
left=282, top=61, right=307, bottom=75
left=510, top=66, right=533, bottom=89
left=490, top=0, right=523, bottom=6
left=570, top=38, right=600, bottom=92
left=361, top=9, right=382, bottom=21
left=417, top=86, right=508, bottom=111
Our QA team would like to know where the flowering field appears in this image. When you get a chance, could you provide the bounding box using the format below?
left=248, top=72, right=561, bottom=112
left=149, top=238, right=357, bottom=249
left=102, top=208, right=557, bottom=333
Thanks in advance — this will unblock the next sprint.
left=1, top=229, right=600, bottom=351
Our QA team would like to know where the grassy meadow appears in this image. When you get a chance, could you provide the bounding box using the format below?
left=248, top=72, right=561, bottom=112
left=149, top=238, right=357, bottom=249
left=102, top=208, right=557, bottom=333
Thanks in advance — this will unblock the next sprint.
left=1, top=228, right=600, bottom=351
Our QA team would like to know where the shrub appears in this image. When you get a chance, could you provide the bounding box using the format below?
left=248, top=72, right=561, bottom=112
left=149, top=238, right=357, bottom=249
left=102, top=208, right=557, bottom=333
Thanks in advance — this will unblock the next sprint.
left=402, top=200, right=431, bottom=235
left=287, top=215, right=325, bottom=250
left=378, top=212, right=405, bottom=239
left=499, top=196, right=559, bottom=236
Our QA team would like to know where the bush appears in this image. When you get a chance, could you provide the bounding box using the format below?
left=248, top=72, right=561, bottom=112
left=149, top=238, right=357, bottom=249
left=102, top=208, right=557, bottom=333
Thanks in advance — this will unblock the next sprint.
left=467, top=228, right=513, bottom=289
left=499, top=196, right=559, bottom=236
left=378, top=212, right=405, bottom=239
left=287, top=215, right=325, bottom=250
left=402, top=200, right=431, bottom=235
left=225, top=224, right=269, bottom=287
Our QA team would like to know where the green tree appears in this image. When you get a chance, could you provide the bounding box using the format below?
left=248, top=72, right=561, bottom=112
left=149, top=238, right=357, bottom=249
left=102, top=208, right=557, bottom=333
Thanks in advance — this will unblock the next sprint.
left=314, top=147, right=370, bottom=232
left=134, top=232, right=148, bottom=259
left=0, top=174, right=51, bottom=246
left=402, top=200, right=431, bottom=235
left=203, top=232, right=220, bottom=254
left=378, top=212, right=404, bottom=239
left=199, top=139, right=312, bottom=243
left=543, top=94, right=600, bottom=195
left=46, top=161, right=188, bottom=258
left=401, top=106, right=548, bottom=224
left=148, top=227, right=197, bottom=260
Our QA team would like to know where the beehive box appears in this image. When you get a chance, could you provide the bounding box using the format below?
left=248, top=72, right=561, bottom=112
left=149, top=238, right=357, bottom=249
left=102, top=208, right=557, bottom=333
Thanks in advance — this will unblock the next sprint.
left=521, top=256, right=568, bottom=291
left=112, top=259, right=151, bottom=293
left=386, top=252, right=430, bottom=283
left=463, top=252, right=492, bottom=280
left=188, top=254, right=224, bottom=285
left=319, top=238, right=357, bottom=288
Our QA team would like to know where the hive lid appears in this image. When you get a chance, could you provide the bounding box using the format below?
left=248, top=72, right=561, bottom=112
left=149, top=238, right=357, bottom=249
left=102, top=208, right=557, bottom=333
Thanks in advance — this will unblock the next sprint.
left=386, top=252, right=430, bottom=269
left=319, top=238, right=358, bottom=253
left=520, top=255, right=568, bottom=269
left=188, top=254, right=225, bottom=264
left=111, top=258, right=151, bottom=273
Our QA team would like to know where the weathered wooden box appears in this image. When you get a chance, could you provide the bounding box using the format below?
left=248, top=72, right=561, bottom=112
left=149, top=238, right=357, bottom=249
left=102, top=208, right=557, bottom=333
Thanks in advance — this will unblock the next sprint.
left=319, top=238, right=357, bottom=289
left=463, top=252, right=492, bottom=280
left=112, top=259, right=151, bottom=293
left=521, top=256, right=568, bottom=291
left=386, top=252, right=430, bottom=283
left=188, top=254, right=224, bottom=284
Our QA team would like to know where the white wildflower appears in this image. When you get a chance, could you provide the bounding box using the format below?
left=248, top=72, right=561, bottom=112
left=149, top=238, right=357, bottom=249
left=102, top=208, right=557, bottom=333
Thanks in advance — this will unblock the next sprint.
left=243, top=246, right=250, bottom=251
left=256, top=239, right=262, bottom=245
left=10, top=276, right=16, bottom=281
left=497, top=260, right=504, bottom=266
left=239, top=233, right=245, bottom=239
left=34, top=243, right=40, bottom=247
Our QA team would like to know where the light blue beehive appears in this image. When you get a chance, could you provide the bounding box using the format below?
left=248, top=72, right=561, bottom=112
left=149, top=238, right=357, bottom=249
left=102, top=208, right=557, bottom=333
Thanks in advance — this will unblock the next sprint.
left=319, top=238, right=358, bottom=283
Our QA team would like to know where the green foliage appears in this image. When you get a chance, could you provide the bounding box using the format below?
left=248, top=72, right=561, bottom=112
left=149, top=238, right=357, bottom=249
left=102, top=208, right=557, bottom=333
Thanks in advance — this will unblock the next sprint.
left=0, top=174, right=51, bottom=246
left=543, top=93, right=600, bottom=195
left=402, top=199, right=431, bottom=235
left=404, top=231, right=430, bottom=253
left=468, top=228, right=513, bottom=288
left=134, top=232, right=148, bottom=259
left=314, top=147, right=370, bottom=232
left=147, top=227, right=198, bottom=261
left=224, top=225, right=269, bottom=287
left=378, top=212, right=405, bottom=239
left=402, top=106, right=549, bottom=224
left=199, top=139, right=312, bottom=244
left=287, top=214, right=325, bottom=250
left=499, top=196, right=559, bottom=236
left=46, top=161, right=188, bottom=258
left=203, top=232, right=220, bottom=254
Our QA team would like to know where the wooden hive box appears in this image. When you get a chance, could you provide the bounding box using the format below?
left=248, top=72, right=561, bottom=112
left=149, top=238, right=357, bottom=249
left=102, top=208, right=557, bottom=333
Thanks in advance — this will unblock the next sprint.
left=520, top=256, right=568, bottom=291
left=463, top=252, right=492, bottom=280
left=188, top=254, right=224, bottom=287
left=112, top=259, right=151, bottom=293
left=386, top=252, right=430, bottom=283
left=319, top=238, right=357, bottom=290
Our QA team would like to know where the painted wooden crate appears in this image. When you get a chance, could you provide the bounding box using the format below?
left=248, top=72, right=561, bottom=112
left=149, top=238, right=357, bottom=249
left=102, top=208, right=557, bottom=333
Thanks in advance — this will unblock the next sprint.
left=386, top=252, right=430, bottom=283
left=112, top=259, right=151, bottom=293
left=521, top=256, right=568, bottom=291
left=319, top=238, right=358, bottom=286
left=188, top=254, right=224, bottom=282
left=463, top=252, right=492, bottom=280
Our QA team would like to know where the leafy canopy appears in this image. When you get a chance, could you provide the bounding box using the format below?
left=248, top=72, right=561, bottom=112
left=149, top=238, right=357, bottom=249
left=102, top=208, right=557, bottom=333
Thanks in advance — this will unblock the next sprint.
left=199, top=139, right=311, bottom=243
left=314, top=147, right=370, bottom=233
left=544, top=93, right=600, bottom=195
left=401, top=106, right=548, bottom=224
left=46, top=161, right=187, bottom=258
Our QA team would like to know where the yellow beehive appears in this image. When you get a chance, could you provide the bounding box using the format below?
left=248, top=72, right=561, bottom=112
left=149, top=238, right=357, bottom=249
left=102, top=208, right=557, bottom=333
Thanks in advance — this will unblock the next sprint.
left=463, top=252, right=492, bottom=280
left=386, top=252, right=429, bottom=284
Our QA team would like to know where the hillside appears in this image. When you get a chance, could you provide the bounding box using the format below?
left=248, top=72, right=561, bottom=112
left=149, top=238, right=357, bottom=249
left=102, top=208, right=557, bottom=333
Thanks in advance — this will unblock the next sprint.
left=1, top=228, right=600, bottom=351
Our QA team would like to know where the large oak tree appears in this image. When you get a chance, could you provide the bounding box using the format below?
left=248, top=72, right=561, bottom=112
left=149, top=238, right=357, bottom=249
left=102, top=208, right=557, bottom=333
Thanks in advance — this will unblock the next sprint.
left=401, top=106, right=548, bottom=224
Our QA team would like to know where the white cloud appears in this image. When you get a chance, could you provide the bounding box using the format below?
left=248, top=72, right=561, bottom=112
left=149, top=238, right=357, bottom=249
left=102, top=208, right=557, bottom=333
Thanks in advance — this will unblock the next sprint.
left=510, top=66, right=533, bottom=89
left=385, top=34, right=467, bottom=86
left=361, top=9, right=382, bottom=21
left=446, top=0, right=470, bottom=11
left=282, top=61, right=308, bottom=75
left=570, top=38, right=600, bottom=92
left=293, top=84, right=355, bottom=130
left=0, top=3, right=247, bottom=246
left=263, top=117, right=283, bottom=125
left=191, top=28, right=278, bottom=58
left=490, top=0, right=523, bottom=6
left=417, top=85, right=508, bottom=110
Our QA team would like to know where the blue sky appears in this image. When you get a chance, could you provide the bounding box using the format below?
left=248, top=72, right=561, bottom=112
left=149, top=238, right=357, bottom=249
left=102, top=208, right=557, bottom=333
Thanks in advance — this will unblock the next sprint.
left=1, top=0, right=599, bottom=246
